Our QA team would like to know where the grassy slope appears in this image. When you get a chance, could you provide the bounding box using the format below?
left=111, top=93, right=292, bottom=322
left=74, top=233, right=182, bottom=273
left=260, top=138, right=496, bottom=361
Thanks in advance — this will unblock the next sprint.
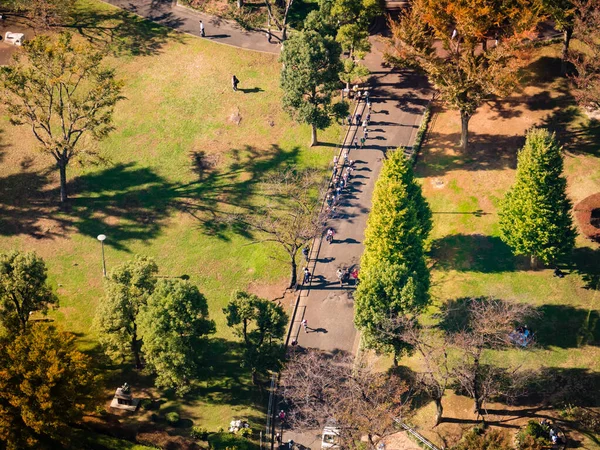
left=0, top=0, right=342, bottom=432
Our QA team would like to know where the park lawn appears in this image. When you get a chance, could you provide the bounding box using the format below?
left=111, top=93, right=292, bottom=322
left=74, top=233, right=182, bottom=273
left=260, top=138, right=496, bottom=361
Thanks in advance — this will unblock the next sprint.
left=404, top=44, right=600, bottom=447
left=0, top=0, right=343, bottom=437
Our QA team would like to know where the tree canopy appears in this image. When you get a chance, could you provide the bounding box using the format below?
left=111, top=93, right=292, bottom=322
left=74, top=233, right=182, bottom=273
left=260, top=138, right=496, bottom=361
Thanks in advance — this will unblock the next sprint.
left=386, top=0, right=541, bottom=150
left=138, top=279, right=215, bottom=394
left=224, top=290, right=288, bottom=383
left=249, top=168, right=325, bottom=288
left=354, top=150, right=432, bottom=364
left=499, top=128, right=577, bottom=267
left=280, top=30, right=343, bottom=146
left=0, top=32, right=124, bottom=203
left=7, top=0, right=75, bottom=28
left=94, top=255, right=158, bottom=369
left=0, top=325, right=98, bottom=449
left=0, top=251, right=57, bottom=334
left=568, top=0, right=600, bottom=110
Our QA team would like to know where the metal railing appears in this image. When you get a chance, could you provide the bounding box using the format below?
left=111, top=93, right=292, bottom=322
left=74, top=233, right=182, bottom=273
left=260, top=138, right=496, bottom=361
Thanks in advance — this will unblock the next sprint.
left=395, top=419, right=440, bottom=450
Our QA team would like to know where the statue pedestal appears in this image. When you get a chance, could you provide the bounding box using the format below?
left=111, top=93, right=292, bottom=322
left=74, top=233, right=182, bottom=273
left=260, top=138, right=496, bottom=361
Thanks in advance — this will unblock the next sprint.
left=110, top=386, right=140, bottom=411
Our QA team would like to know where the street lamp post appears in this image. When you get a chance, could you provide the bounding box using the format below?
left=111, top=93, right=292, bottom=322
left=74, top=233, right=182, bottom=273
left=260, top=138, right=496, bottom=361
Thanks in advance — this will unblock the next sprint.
left=97, top=234, right=107, bottom=277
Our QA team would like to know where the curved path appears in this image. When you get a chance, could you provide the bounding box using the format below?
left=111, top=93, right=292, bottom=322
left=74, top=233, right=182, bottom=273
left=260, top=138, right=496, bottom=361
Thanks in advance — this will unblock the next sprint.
left=100, top=0, right=281, bottom=53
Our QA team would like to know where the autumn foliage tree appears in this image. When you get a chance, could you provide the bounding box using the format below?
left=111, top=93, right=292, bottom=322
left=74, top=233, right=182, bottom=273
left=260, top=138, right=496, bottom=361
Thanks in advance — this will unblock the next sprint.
left=7, top=0, right=75, bottom=28
left=0, top=32, right=124, bottom=203
left=568, top=0, right=600, bottom=110
left=0, top=325, right=99, bottom=449
left=386, top=0, right=541, bottom=150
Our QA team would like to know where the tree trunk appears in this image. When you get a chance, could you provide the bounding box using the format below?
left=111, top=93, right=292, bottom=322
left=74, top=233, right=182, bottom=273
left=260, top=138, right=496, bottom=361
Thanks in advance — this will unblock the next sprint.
left=460, top=110, right=470, bottom=151
left=561, top=27, right=573, bottom=75
left=310, top=124, right=318, bottom=147
left=237, top=0, right=243, bottom=8
left=433, top=397, right=444, bottom=426
left=58, top=158, right=68, bottom=203
left=132, top=329, right=142, bottom=370
left=392, top=352, right=398, bottom=367
left=289, top=256, right=297, bottom=289
left=281, top=26, right=287, bottom=42
left=530, top=254, right=540, bottom=270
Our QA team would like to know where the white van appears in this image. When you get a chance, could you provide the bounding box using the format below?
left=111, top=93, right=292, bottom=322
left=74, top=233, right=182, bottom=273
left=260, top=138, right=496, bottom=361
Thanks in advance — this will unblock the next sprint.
left=321, top=426, right=341, bottom=449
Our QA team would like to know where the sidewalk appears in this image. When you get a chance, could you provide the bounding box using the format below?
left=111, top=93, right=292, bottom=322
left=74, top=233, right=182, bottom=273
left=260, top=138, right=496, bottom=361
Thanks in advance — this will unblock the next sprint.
left=292, top=36, right=429, bottom=357
left=280, top=37, right=429, bottom=450
left=100, top=0, right=280, bottom=53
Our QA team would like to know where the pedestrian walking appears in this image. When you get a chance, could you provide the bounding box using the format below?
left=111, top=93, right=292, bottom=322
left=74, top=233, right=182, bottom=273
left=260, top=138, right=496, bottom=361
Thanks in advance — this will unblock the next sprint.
left=354, top=138, right=358, bottom=149
left=355, top=113, right=361, bottom=125
left=302, top=245, right=310, bottom=262
left=336, top=268, right=345, bottom=286
left=360, top=137, right=366, bottom=148
left=303, top=267, right=311, bottom=284
left=336, top=185, right=342, bottom=197
left=333, top=155, right=339, bottom=167
left=351, top=268, right=360, bottom=285
left=347, top=115, right=352, bottom=126
left=279, top=410, right=286, bottom=421
left=326, top=227, right=335, bottom=244
left=301, top=319, right=308, bottom=332
left=342, top=149, right=349, bottom=163
left=367, top=100, right=372, bottom=111
left=364, top=130, right=369, bottom=140
left=362, top=119, right=368, bottom=131
left=366, top=113, right=371, bottom=123
left=232, top=75, right=239, bottom=91
left=199, top=20, right=205, bottom=37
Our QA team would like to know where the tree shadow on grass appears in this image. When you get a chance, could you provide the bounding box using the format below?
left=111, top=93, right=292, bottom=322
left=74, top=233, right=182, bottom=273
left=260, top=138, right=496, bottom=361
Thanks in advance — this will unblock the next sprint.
left=530, top=304, right=600, bottom=349
left=0, top=168, right=69, bottom=238
left=570, top=246, right=600, bottom=290
left=0, top=143, right=300, bottom=249
left=437, top=298, right=600, bottom=350
left=67, top=5, right=183, bottom=56
left=417, top=128, right=522, bottom=177
left=430, top=234, right=520, bottom=273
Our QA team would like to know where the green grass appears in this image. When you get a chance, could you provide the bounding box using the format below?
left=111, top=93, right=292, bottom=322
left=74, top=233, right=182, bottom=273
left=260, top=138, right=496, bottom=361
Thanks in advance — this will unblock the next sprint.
left=0, top=0, right=343, bottom=438
left=407, top=45, right=600, bottom=446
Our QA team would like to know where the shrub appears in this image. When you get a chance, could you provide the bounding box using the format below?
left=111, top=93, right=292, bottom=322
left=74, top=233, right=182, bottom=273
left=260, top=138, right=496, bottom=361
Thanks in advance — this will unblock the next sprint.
left=165, top=412, right=180, bottom=425
left=453, top=428, right=512, bottom=450
left=140, top=398, right=154, bottom=410
left=238, top=427, right=252, bottom=438
left=515, top=420, right=551, bottom=450
left=561, top=405, right=600, bottom=433
left=191, top=426, right=209, bottom=440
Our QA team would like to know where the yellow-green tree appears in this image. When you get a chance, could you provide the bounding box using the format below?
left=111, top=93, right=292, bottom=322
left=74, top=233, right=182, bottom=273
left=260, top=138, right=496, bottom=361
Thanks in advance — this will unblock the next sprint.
left=0, top=325, right=99, bottom=449
left=354, top=150, right=432, bottom=365
left=0, top=32, right=124, bottom=203
left=499, top=128, right=577, bottom=267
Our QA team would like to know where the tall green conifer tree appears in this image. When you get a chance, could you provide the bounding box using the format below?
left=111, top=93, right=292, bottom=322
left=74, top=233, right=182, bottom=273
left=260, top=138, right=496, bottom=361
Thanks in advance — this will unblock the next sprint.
left=354, top=150, right=432, bottom=365
left=499, top=128, right=577, bottom=267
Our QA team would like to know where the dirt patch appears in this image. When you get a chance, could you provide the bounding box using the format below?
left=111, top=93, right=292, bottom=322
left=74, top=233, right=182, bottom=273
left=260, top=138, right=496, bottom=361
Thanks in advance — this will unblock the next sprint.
left=246, top=277, right=289, bottom=301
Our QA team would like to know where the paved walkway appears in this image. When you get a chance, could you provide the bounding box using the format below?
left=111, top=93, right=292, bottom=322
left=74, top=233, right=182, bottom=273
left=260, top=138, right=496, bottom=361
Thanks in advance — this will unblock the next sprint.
left=100, top=0, right=280, bottom=53
left=281, top=37, right=429, bottom=449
